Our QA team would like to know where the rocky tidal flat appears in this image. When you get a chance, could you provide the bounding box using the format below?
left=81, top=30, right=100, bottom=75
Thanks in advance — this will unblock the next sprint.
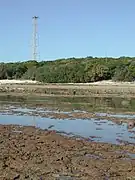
left=0, top=96, right=135, bottom=179
left=0, top=125, right=135, bottom=180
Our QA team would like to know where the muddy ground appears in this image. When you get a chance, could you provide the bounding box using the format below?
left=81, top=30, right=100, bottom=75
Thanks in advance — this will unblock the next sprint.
left=0, top=125, right=135, bottom=180
left=0, top=83, right=135, bottom=97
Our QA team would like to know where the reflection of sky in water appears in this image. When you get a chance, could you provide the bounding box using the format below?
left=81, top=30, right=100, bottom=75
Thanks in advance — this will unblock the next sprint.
left=10, top=107, right=72, bottom=114
left=0, top=114, right=135, bottom=145
left=3, top=106, right=135, bottom=119
left=95, top=112, right=135, bottom=119
left=127, top=152, right=135, bottom=159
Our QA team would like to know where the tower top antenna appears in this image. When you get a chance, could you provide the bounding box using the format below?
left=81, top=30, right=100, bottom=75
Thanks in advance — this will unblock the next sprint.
left=33, top=16, right=39, bottom=19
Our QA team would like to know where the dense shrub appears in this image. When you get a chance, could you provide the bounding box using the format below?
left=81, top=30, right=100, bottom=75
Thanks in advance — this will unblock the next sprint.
left=0, top=57, right=135, bottom=82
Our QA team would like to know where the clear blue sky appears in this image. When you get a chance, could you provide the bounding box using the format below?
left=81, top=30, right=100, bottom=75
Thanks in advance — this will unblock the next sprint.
left=0, top=0, right=135, bottom=62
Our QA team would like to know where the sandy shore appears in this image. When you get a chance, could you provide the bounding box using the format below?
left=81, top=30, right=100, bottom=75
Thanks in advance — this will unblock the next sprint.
left=0, top=79, right=134, bottom=86
left=0, top=124, right=135, bottom=180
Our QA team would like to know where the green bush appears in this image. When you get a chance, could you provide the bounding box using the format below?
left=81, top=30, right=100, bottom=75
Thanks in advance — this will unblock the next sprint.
left=0, top=57, right=135, bottom=82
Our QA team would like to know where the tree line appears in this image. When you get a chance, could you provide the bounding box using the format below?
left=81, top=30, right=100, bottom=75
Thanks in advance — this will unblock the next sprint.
left=0, top=56, right=135, bottom=83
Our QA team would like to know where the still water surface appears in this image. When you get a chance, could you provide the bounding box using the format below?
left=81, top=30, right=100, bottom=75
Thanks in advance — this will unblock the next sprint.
left=0, top=96, right=135, bottom=145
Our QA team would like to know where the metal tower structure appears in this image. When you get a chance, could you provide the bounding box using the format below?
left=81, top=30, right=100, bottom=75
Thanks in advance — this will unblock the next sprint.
left=32, top=16, right=39, bottom=61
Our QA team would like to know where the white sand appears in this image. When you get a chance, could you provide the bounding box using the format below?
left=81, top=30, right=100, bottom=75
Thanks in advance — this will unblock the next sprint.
left=0, top=79, right=38, bottom=85
left=0, top=79, right=134, bottom=86
left=68, top=80, right=135, bottom=86
left=88, top=80, right=135, bottom=85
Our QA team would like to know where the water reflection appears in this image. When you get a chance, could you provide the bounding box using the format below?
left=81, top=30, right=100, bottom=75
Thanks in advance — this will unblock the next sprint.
left=0, top=113, right=135, bottom=145
left=0, top=95, right=134, bottom=145
left=0, top=95, right=134, bottom=113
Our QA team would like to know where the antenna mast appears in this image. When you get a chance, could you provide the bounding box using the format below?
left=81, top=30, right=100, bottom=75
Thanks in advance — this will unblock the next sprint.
left=32, top=16, right=39, bottom=61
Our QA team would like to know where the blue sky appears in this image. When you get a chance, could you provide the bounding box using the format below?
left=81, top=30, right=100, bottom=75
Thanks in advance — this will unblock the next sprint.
left=0, top=0, right=135, bottom=62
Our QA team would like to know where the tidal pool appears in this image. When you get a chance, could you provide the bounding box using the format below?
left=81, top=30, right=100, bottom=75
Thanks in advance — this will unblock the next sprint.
left=0, top=95, right=135, bottom=145
left=0, top=110, right=135, bottom=145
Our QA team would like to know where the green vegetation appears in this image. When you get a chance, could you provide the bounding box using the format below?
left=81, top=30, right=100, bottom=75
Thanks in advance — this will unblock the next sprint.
left=0, top=57, right=135, bottom=82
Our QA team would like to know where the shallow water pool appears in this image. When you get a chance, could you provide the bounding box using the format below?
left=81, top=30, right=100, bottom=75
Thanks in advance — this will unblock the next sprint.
left=0, top=111, right=135, bottom=145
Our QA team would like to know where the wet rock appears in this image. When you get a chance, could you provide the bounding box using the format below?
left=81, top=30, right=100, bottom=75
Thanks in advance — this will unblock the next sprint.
left=13, top=174, right=20, bottom=180
left=0, top=124, right=135, bottom=180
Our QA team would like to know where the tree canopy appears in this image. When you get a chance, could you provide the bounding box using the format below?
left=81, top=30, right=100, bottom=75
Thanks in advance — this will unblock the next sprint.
left=0, top=57, right=135, bottom=83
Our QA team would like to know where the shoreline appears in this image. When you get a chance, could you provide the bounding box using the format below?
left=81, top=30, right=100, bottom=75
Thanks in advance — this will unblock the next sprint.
left=0, top=82, right=135, bottom=98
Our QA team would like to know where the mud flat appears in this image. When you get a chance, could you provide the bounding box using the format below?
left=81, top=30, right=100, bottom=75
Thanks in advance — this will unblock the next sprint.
left=0, top=124, right=135, bottom=180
